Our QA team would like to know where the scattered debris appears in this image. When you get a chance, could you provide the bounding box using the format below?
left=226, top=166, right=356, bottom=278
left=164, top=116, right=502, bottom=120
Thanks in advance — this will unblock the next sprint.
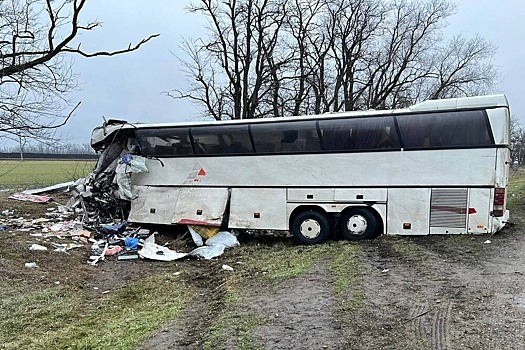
left=88, top=243, right=108, bottom=266
left=190, top=244, right=225, bottom=260
left=8, top=193, right=52, bottom=203
left=205, top=231, right=240, bottom=249
left=105, top=245, right=123, bottom=256
left=117, top=254, right=139, bottom=260
left=138, top=234, right=188, bottom=261
left=222, top=264, right=234, bottom=271
left=2, top=138, right=241, bottom=267
left=124, top=237, right=139, bottom=250
left=29, top=244, right=48, bottom=251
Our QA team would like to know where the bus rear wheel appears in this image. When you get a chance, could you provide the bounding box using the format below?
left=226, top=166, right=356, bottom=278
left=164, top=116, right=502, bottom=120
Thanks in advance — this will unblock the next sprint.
left=291, top=210, right=331, bottom=245
left=340, top=208, right=380, bottom=241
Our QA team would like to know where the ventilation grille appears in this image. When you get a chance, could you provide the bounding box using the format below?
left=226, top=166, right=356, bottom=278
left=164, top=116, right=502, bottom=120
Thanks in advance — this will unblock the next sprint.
left=430, top=189, right=468, bottom=228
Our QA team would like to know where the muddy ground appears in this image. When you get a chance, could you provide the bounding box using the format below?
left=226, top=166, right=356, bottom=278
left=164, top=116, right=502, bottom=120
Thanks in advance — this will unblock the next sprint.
left=1, top=192, right=524, bottom=350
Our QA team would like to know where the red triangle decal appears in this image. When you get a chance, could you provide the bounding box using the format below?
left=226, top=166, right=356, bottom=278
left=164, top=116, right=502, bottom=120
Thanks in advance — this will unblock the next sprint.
left=197, top=168, right=206, bottom=176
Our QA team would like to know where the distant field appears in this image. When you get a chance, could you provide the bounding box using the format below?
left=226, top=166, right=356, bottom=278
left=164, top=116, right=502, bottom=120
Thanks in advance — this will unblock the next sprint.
left=0, top=160, right=95, bottom=189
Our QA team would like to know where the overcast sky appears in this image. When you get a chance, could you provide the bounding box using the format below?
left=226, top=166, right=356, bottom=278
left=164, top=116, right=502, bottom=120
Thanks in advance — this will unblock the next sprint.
left=61, top=0, right=525, bottom=145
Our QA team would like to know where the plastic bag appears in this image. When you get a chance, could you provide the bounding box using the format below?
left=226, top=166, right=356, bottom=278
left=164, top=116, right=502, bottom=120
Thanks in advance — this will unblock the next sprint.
left=205, top=231, right=239, bottom=249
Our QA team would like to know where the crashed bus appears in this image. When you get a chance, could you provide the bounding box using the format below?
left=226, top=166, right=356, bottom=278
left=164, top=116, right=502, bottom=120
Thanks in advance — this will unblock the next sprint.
left=90, top=94, right=510, bottom=244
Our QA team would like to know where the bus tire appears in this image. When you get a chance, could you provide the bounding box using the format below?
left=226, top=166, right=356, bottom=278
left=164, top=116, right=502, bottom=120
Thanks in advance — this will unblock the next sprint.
left=291, top=210, right=331, bottom=245
left=340, top=208, right=380, bottom=241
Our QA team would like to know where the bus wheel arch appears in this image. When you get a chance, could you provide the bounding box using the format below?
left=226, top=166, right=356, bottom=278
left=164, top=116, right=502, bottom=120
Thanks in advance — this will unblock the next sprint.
left=289, top=206, right=332, bottom=245
left=339, top=207, right=383, bottom=241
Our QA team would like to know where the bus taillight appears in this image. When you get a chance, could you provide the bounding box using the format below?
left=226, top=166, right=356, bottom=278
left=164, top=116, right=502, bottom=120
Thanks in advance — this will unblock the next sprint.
left=493, top=188, right=506, bottom=217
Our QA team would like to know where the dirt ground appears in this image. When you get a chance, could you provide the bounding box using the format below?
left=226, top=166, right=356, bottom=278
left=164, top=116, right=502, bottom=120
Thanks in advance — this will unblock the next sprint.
left=1, top=191, right=525, bottom=349
left=138, top=224, right=525, bottom=349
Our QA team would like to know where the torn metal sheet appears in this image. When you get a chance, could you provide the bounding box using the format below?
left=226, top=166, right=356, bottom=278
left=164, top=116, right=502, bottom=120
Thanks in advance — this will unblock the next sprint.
left=114, top=154, right=148, bottom=200
left=22, top=181, right=75, bottom=195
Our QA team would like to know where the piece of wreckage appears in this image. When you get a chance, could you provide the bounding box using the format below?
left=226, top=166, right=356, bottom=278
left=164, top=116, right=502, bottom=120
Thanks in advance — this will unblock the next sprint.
left=15, top=119, right=241, bottom=264
left=72, top=119, right=234, bottom=229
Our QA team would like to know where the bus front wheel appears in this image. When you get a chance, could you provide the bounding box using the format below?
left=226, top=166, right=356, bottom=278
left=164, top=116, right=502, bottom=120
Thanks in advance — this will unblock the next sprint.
left=340, top=208, right=380, bottom=241
left=291, top=210, right=331, bottom=245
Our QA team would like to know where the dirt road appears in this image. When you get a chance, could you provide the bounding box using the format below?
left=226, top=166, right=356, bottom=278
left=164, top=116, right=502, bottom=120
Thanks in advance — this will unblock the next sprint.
left=140, top=224, right=525, bottom=350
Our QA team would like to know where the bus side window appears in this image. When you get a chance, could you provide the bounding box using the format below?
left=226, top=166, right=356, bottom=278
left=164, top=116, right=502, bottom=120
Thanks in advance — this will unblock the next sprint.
left=397, top=110, right=493, bottom=149
left=252, top=120, right=319, bottom=154
left=191, top=125, right=253, bottom=155
left=255, top=141, right=276, bottom=153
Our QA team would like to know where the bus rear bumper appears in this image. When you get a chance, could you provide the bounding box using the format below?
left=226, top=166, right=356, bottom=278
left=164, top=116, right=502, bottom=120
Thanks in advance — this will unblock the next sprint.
left=493, top=210, right=510, bottom=233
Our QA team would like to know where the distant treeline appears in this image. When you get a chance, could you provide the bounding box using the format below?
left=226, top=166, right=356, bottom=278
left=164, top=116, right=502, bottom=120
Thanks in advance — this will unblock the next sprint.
left=0, top=153, right=98, bottom=160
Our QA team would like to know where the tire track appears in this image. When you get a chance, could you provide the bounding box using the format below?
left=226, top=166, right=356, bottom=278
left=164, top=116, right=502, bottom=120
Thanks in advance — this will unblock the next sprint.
left=431, top=303, right=450, bottom=350
left=411, top=304, right=429, bottom=340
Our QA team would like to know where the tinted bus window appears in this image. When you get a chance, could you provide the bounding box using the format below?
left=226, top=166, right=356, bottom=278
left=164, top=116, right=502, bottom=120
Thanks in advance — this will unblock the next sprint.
left=192, top=125, right=253, bottom=155
left=319, top=116, right=400, bottom=151
left=137, top=128, right=193, bottom=156
left=397, top=110, right=493, bottom=149
left=251, top=120, right=321, bottom=154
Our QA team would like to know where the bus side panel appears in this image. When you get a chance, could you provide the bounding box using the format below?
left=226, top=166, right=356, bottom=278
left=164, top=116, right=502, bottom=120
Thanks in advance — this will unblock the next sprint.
left=387, top=188, right=430, bottom=235
left=129, top=186, right=181, bottom=225
left=172, top=187, right=229, bottom=226
left=495, top=148, right=510, bottom=188
left=133, top=149, right=497, bottom=188
left=229, top=188, right=288, bottom=230
left=491, top=148, right=510, bottom=233
left=486, top=107, right=510, bottom=145
left=467, top=188, right=490, bottom=234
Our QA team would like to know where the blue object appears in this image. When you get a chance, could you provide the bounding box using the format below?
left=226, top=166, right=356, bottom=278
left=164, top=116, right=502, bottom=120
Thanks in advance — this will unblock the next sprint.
left=120, top=153, right=133, bottom=164
left=100, top=220, right=128, bottom=234
left=0, top=226, right=8, bottom=232
left=124, top=237, right=140, bottom=250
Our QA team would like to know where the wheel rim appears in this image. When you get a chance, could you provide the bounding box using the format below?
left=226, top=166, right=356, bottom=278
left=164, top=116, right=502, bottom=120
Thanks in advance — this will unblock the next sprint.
left=300, top=219, right=321, bottom=239
left=346, top=214, right=368, bottom=235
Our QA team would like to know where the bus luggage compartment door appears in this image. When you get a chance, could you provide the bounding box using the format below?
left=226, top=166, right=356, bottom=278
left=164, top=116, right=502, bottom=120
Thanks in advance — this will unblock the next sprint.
left=229, top=188, right=288, bottom=230
left=129, top=186, right=181, bottom=225
left=172, top=187, right=230, bottom=226
left=387, top=188, right=430, bottom=235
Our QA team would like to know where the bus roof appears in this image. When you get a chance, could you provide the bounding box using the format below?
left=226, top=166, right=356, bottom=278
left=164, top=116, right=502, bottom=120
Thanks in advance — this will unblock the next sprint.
left=91, top=94, right=508, bottom=147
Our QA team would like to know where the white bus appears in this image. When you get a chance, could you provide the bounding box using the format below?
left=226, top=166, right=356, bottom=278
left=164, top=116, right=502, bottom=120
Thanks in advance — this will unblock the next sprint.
left=91, top=94, right=510, bottom=244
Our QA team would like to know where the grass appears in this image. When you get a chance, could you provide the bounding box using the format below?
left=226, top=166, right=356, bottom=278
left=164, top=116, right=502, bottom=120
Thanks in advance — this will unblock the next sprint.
left=238, top=241, right=330, bottom=279
left=0, top=274, right=194, bottom=350
left=0, top=160, right=95, bottom=188
left=507, top=171, right=525, bottom=212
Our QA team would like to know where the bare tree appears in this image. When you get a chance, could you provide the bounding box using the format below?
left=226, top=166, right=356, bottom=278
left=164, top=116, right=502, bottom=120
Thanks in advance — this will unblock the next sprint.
left=175, top=0, right=498, bottom=119
left=168, top=0, right=289, bottom=120
left=510, top=116, right=525, bottom=165
left=0, top=0, right=158, bottom=142
left=424, top=35, right=498, bottom=100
